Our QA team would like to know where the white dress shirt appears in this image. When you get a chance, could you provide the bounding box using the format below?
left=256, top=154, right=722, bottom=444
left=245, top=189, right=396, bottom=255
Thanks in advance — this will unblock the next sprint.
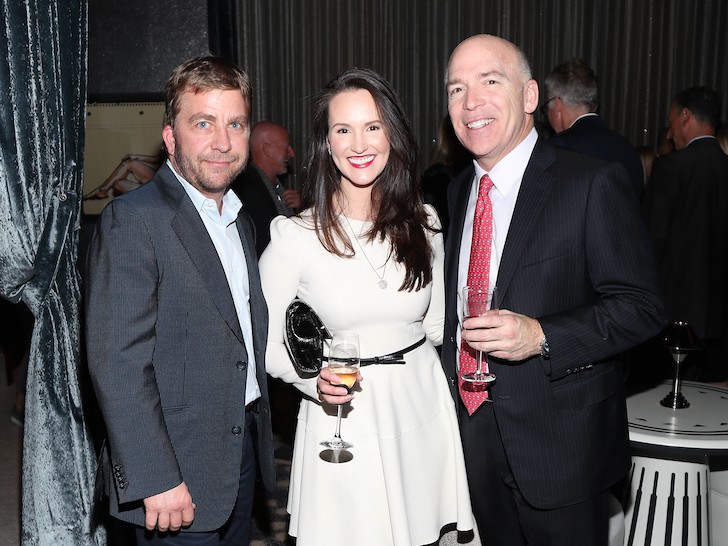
left=170, top=161, right=261, bottom=404
left=456, top=128, right=538, bottom=354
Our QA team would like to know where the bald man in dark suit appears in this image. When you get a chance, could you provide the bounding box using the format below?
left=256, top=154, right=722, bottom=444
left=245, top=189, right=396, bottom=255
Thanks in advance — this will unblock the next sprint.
left=442, top=35, right=665, bottom=545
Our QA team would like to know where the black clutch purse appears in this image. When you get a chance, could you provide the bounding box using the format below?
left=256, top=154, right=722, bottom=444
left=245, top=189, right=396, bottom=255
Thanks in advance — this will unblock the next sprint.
left=284, top=298, right=331, bottom=376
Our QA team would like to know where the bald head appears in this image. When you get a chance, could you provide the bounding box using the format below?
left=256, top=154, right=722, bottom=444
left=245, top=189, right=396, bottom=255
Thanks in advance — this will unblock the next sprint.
left=447, top=34, right=532, bottom=88
left=249, top=121, right=295, bottom=181
left=446, top=34, right=538, bottom=171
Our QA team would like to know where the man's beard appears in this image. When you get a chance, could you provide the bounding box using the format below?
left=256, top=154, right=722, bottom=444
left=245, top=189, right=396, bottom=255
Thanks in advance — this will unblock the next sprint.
left=173, top=148, right=247, bottom=194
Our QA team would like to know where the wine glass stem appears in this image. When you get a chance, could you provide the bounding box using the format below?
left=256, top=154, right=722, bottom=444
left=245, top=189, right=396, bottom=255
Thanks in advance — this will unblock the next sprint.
left=475, top=350, right=484, bottom=375
left=334, top=404, right=344, bottom=439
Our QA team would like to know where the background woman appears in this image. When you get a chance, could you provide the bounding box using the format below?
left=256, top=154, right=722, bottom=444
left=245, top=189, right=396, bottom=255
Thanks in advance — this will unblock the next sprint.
left=259, top=68, right=473, bottom=546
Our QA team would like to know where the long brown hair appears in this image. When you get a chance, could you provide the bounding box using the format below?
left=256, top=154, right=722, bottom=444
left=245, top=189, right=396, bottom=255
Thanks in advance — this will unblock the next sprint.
left=301, top=67, right=434, bottom=292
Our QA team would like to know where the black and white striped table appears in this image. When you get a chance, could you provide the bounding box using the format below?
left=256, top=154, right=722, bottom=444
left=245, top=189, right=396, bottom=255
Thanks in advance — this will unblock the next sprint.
left=624, top=381, right=728, bottom=546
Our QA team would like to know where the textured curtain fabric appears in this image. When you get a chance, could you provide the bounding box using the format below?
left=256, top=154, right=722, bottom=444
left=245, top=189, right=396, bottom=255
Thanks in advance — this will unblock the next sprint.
left=208, top=0, right=239, bottom=65
left=0, top=1, right=104, bottom=544
left=230, top=0, right=728, bottom=185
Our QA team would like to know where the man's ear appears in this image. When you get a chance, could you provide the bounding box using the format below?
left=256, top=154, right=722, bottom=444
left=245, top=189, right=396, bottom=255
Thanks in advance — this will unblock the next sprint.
left=681, top=108, right=692, bottom=127
left=162, top=125, right=175, bottom=156
left=524, top=79, right=539, bottom=115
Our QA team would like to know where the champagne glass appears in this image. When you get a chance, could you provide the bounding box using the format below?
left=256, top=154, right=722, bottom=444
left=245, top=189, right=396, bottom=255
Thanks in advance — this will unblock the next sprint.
left=320, top=331, right=360, bottom=451
left=461, top=286, right=498, bottom=384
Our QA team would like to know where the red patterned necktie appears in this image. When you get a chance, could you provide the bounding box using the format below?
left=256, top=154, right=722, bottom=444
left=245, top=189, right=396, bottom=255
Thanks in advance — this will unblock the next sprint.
left=459, top=174, right=494, bottom=415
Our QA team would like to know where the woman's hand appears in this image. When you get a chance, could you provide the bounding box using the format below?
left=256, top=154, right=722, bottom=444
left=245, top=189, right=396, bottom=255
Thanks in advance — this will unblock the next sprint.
left=316, top=367, right=363, bottom=405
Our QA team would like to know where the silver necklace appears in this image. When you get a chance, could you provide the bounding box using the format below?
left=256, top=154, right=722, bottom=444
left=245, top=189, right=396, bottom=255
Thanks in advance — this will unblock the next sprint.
left=343, top=216, right=389, bottom=289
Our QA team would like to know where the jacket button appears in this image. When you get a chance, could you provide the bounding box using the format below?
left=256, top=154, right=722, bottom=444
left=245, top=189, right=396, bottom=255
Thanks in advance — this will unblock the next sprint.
left=236, top=360, right=246, bottom=370
left=231, top=426, right=242, bottom=435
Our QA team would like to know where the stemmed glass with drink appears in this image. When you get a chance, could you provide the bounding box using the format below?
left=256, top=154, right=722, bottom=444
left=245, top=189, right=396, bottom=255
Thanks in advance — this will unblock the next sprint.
left=461, top=286, right=498, bottom=384
left=320, top=331, right=360, bottom=455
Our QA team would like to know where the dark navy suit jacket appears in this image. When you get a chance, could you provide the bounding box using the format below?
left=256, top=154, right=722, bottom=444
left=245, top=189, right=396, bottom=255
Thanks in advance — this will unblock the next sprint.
left=548, top=114, right=644, bottom=199
left=442, top=138, right=665, bottom=509
left=231, top=166, right=286, bottom=257
left=642, top=137, right=728, bottom=340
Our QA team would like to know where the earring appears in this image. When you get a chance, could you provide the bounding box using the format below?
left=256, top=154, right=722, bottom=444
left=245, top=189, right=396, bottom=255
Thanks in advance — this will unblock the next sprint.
left=327, top=146, right=331, bottom=155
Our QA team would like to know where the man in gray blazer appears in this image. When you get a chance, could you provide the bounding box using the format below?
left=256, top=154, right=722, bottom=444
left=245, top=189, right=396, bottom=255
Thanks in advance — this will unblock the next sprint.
left=442, top=35, right=665, bottom=544
left=85, top=57, right=275, bottom=545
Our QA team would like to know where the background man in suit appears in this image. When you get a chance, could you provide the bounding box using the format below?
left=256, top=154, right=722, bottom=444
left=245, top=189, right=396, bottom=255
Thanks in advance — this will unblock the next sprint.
left=230, top=121, right=301, bottom=454
left=442, top=34, right=665, bottom=544
left=85, top=56, right=275, bottom=545
left=642, top=86, right=728, bottom=383
left=231, top=121, right=300, bottom=256
left=542, top=58, right=644, bottom=200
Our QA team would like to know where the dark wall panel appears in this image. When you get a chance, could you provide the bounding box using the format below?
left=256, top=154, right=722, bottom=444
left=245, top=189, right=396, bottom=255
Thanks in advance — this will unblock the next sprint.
left=88, top=1, right=728, bottom=168
left=233, top=0, right=728, bottom=178
left=88, top=1, right=210, bottom=99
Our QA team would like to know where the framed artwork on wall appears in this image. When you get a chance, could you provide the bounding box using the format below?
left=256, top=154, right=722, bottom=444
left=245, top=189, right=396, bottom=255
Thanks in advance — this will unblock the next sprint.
left=82, top=102, right=166, bottom=215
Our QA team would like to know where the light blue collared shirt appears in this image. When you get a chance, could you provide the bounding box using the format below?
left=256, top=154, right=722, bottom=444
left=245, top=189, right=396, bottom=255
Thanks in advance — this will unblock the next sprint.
left=169, top=160, right=261, bottom=405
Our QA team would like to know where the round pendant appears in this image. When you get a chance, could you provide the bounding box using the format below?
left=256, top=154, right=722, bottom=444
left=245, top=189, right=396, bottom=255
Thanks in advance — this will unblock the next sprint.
left=378, top=279, right=388, bottom=289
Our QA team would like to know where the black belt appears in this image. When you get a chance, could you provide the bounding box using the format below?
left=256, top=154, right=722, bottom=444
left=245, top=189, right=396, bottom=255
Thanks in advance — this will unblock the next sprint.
left=359, top=336, right=427, bottom=366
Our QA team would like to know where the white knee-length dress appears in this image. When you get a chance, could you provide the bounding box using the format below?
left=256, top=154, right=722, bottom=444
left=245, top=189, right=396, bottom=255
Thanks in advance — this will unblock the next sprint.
left=259, top=207, right=473, bottom=546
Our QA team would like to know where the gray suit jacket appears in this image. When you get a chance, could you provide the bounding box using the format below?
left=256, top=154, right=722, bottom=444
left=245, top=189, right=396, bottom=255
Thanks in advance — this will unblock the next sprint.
left=442, top=139, right=665, bottom=509
left=85, top=164, right=275, bottom=531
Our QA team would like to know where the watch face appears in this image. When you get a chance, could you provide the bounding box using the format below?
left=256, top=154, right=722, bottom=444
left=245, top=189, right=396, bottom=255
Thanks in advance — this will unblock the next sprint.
left=540, top=337, right=549, bottom=357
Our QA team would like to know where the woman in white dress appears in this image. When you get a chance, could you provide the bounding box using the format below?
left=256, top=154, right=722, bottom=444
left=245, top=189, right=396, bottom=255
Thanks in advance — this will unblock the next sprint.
left=259, top=68, right=473, bottom=546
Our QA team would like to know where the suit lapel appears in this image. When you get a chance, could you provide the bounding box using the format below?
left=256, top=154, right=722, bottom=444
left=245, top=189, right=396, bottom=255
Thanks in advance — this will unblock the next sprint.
left=156, top=168, right=245, bottom=344
left=236, top=212, right=267, bottom=350
left=445, top=165, right=476, bottom=299
left=495, top=140, right=556, bottom=302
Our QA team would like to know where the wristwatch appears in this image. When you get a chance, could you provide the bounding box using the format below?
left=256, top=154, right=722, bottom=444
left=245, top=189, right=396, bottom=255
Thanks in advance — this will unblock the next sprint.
left=539, top=336, right=550, bottom=359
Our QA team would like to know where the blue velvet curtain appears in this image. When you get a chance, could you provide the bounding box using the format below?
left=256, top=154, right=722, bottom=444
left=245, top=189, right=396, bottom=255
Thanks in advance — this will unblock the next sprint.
left=0, top=0, right=104, bottom=544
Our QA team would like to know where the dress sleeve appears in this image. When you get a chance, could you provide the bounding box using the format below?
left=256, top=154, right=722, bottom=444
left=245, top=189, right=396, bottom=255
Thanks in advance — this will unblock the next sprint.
left=423, top=205, right=445, bottom=345
left=259, top=216, right=319, bottom=400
